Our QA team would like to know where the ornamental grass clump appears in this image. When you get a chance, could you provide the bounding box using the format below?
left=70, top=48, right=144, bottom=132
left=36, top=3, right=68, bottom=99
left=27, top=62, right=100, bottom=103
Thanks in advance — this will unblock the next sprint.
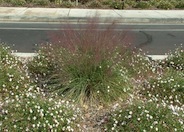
left=28, top=20, right=135, bottom=106
left=103, top=101, right=184, bottom=131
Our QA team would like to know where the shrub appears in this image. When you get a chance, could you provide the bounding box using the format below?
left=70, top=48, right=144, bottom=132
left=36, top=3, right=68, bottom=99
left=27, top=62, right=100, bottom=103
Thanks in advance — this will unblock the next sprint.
left=25, top=0, right=33, bottom=3
left=109, top=0, right=124, bottom=9
left=86, top=0, right=103, bottom=8
left=49, top=0, right=56, bottom=2
left=33, top=0, right=50, bottom=6
left=101, top=0, right=111, bottom=5
left=148, top=0, right=158, bottom=7
left=124, top=0, right=137, bottom=8
left=10, top=0, right=26, bottom=6
left=103, top=101, right=184, bottom=131
left=176, top=0, right=184, bottom=9
left=79, top=0, right=91, bottom=4
left=157, top=0, right=175, bottom=9
left=135, top=1, right=151, bottom=9
left=0, top=94, right=81, bottom=131
left=2, top=0, right=11, bottom=2
left=103, top=0, right=124, bottom=9
left=60, top=1, right=73, bottom=8
left=28, top=20, right=134, bottom=106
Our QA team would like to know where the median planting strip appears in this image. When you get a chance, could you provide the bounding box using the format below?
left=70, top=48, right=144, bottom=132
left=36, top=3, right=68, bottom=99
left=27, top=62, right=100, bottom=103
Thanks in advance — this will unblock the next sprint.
left=1, top=5, right=184, bottom=132
left=1, top=22, right=183, bottom=130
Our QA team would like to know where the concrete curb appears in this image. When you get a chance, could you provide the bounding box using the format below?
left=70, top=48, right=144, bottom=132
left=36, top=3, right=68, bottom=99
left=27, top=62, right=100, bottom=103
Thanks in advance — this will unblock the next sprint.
left=1, top=16, right=184, bottom=24
left=11, top=53, right=38, bottom=58
left=147, top=55, right=168, bottom=60
left=0, top=7, right=184, bottom=23
left=12, top=53, right=168, bottom=61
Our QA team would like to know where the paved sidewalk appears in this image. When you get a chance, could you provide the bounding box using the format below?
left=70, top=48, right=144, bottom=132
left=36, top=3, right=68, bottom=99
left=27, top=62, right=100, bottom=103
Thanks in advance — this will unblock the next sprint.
left=0, top=7, right=184, bottom=23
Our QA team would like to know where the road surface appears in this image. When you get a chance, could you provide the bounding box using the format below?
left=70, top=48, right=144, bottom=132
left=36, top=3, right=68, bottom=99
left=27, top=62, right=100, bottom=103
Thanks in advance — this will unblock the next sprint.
left=0, top=22, right=183, bottom=55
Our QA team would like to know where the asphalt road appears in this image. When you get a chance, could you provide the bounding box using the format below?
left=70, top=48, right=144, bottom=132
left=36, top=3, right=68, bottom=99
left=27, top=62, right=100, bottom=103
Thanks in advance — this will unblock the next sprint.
left=0, top=22, right=183, bottom=55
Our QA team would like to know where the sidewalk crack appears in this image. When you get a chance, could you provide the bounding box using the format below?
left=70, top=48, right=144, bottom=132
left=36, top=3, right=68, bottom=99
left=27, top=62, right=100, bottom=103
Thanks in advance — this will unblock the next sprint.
left=67, top=8, right=71, bottom=17
left=113, top=10, right=122, bottom=17
left=18, top=7, right=28, bottom=15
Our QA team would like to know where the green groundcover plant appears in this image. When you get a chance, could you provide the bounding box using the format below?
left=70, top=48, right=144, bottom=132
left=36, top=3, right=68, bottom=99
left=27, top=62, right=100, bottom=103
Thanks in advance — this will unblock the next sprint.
left=139, top=46, right=184, bottom=106
left=121, top=50, right=154, bottom=79
left=103, top=101, right=184, bottom=131
left=0, top=93, right=81, bottom=131
left=162, top=47, right=184, bottom=71
left=0, top=44, right=30, bottom=101
left=141, top=69, right=184, bottom=106
left=0, top=44, right=81, bottom=131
